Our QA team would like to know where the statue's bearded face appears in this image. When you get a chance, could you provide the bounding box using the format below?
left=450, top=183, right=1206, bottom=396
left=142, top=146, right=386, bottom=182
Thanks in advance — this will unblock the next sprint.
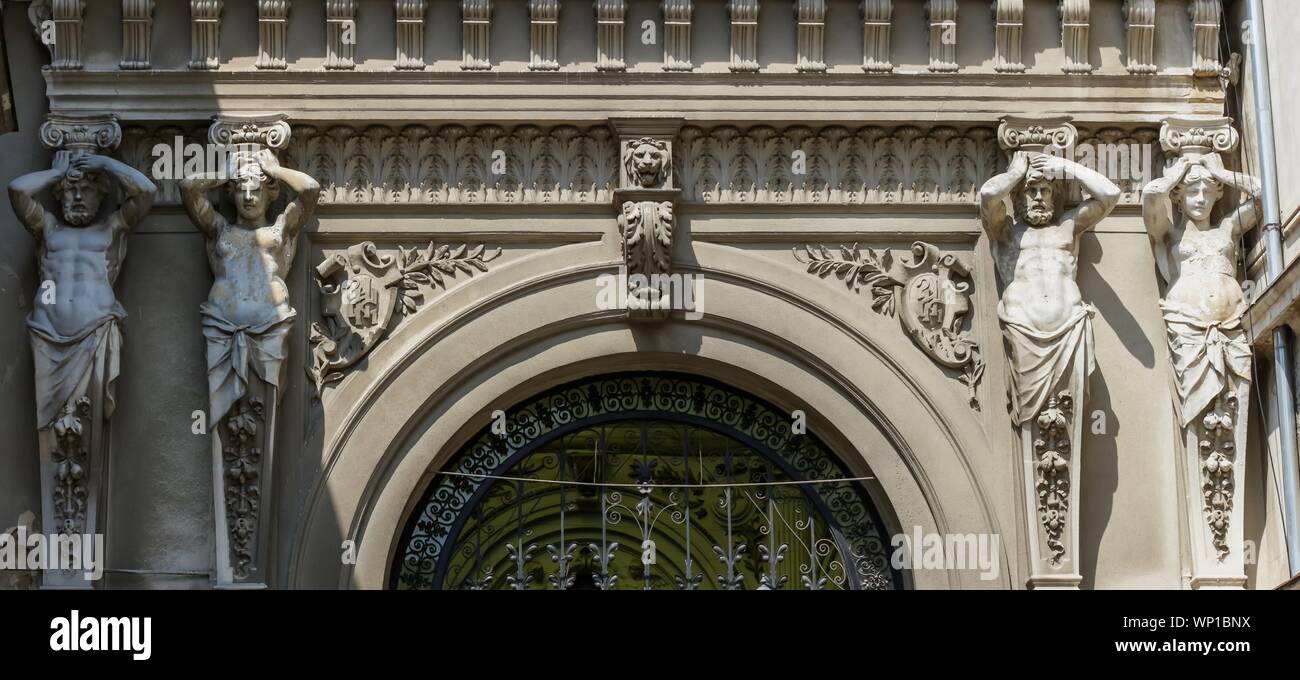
left=1175, top=167, right=1223, bottom=223
left=227, top=166, right=278, bottom=223
left=628, top=141, right=667, bottom=188
left=58, top=174, right=106, bottom=227
left=1019, top=175, right=1056, bottom=227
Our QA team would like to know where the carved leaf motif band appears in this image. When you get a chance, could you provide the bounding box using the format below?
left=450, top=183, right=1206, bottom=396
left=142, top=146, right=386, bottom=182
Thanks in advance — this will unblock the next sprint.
left=116, top=123, right=1160, bottom=206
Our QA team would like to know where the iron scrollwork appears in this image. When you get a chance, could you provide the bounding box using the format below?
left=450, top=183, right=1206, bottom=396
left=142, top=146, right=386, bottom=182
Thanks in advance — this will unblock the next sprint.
left=393, top=373, right=898, bottom=590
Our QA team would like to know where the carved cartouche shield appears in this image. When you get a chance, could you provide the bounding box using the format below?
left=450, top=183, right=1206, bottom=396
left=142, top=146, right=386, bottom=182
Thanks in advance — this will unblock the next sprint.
left=309, top=242, right=404, bottom=390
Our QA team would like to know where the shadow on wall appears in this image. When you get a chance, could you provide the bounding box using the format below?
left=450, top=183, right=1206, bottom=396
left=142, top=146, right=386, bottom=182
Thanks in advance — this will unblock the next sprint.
left=0, top=4, right=51, bottom=587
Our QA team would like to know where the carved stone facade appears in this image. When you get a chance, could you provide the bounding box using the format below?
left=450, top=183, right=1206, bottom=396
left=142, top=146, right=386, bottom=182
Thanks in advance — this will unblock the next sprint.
left=794, top=0, right=827, bottom=74
left=180, top=114, right=319, bottom=587
left=1124, top=0, right=1156, bottom=75
left=4, top=0, right=1299, bottom=594
left=613, top=120, right=681, bottom=320
left=727, top=0, right=759, bottom=73
left=982, top=116, right=1120, bottom=588
left=795, top=242, right=984, bottom=407
left=462, top=0, right=493, bottom=71
left=595, top=0, right=626, bottom=71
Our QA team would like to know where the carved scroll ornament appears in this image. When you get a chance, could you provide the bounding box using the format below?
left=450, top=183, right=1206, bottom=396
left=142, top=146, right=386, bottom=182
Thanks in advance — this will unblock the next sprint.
left=309, top=241, right=501, bottom=391
left=794, top=242, right=984, bottom=408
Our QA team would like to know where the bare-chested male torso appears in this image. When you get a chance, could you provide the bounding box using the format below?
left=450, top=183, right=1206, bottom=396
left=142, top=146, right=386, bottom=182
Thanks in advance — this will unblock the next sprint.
left=31, top=215, right=126, bottom=337
left=994, top=219, right=1085, bottom=333
left=9, top=151, right=155, bottom=338
left=980, top=151, right=1120, bottom=334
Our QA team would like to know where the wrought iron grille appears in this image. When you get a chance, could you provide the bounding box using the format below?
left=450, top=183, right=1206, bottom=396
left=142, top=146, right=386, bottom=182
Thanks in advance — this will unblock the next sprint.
left=393, top=373, right=899, bottom=590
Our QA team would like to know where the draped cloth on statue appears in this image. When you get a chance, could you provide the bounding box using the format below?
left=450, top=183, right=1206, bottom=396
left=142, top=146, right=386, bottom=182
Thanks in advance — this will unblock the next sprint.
left=1161, top=301, right=1251, bottom=428
left=28, top=310, right=124, bottom=429
left=201, top=302, right=295, bottom=424
left=999, top=305, right=1096, bottom=425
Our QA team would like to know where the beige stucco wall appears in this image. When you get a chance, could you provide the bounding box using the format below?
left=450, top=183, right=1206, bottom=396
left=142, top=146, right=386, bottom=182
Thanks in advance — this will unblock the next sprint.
left=1, top=0, right=1292, bottom=589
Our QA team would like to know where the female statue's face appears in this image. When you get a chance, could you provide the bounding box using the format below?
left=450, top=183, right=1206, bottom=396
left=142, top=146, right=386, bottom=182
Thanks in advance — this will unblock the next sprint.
left=227, top=172, right=274, bottom=223
left=1178, top=171, right=1223, bottom=223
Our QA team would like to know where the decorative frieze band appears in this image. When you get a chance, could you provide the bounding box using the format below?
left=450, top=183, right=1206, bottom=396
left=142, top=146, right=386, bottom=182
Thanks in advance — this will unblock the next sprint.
left=395, top=0, right=428, bottom=71
left=117, top=121, right=1160, bottom=208
left=528, top=0, right=560, bottom=71
left=861, top=0, right=893, bottom=74
left=121, top=0, right=156, bottom=71
left=595, top=0, right=627, bottom=72
left=462, top=0, right=493, bottom=71
left=675, top=124, right=999, bottom=205
left=728, top=0, right=759, bottom=73
left=1124, top=0, right=1156, bottom=75
left=325, top=0, right=357, bottom=71
left=189, top=0, right=223, bottom=70
left=256, top=0, right=291, bottom=70
left=795, top=0, right=827, bottom=73
left=287, top=124, right=619, bottom=205
left=662, top=0, right=693, bottom=72
left=993, top=0, right=1025, bottom=74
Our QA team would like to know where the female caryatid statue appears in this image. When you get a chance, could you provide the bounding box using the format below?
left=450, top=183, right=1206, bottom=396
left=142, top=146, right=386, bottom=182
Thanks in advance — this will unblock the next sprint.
left=181, top=133, right=319, bottom=586
left=1141, top=120, right=1260, bottom=587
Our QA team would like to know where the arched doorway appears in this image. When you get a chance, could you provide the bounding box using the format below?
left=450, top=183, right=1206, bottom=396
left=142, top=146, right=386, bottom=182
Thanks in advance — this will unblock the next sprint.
left=392, top=373, right=900, bottom=590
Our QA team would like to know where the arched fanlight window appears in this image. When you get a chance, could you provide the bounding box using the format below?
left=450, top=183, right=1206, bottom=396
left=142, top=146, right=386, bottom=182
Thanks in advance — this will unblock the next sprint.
left=393, top=373, right=899, bottom=590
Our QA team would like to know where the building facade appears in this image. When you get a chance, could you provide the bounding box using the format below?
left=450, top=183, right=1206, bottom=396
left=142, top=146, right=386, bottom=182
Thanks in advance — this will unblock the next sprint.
left=1, top=0, right=1298, bottom=590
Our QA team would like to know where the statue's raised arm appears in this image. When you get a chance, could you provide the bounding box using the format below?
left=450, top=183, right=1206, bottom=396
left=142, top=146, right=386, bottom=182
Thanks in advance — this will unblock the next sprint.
left=252, top=149, right=319, bottom=240
left=979, top=151, right=1027, bottom=244
left=1046, top=153, right=1122, bottom=235
left=7, top=150, right=71, bottom=237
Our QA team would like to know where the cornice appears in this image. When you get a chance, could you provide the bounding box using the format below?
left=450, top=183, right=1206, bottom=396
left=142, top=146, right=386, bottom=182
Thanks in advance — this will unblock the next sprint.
left=44, top=70, right=1223, bottom=125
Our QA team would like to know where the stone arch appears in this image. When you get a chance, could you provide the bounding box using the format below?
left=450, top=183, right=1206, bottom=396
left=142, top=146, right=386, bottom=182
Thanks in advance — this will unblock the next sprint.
left=288, top=242, right=1012, bottom=589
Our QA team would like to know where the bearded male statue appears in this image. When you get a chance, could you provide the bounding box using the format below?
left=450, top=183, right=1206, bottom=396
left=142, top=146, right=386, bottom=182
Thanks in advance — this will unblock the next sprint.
left=8, top=114, right=156, bottom=586
left=979, top=119, right=1120, bottom=588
